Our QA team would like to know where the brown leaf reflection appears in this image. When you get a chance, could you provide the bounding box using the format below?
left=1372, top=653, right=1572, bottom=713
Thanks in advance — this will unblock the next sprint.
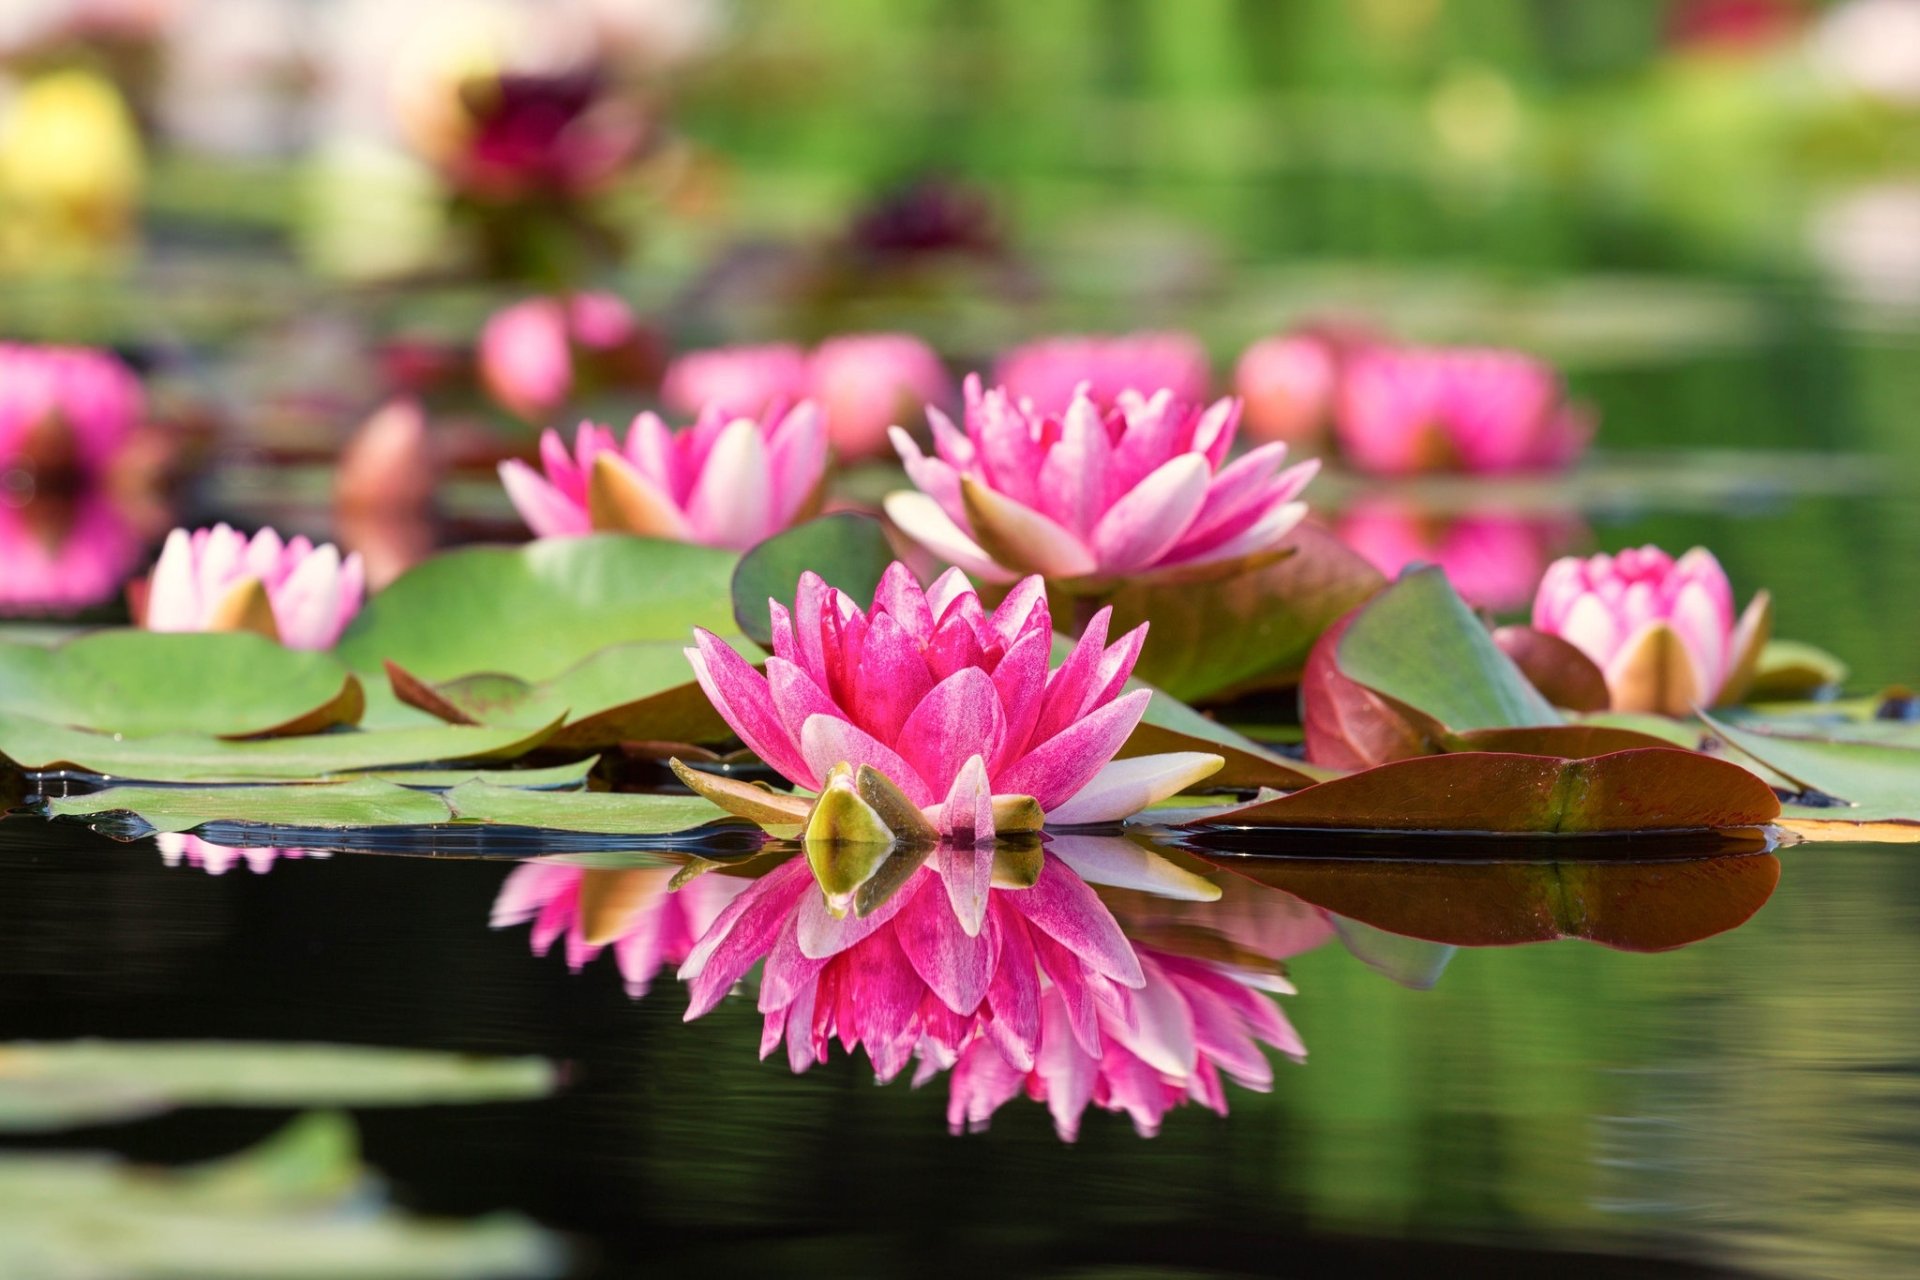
left=1195, top=834, right=1780, bottom=953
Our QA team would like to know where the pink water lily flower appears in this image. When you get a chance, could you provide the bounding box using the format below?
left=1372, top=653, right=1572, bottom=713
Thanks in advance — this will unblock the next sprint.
left=687, top=561, right=1223, bottom=838
left=678, top=850, right=1147, bottom=1083
left=0, top=342, right=145, bottom=477
left=1532, top=545, right=1771, bottom=716
left=492, top=862, right=750, bottom=998
left=156, top=835, right=329, bottom=877
left=479, top=292, right=651, bottom=423
left=1337, top=500, right=1576, bottom=613
left=499, top=402, right=827, bottom=550
left=886, top=376, right=1318, bottom=584
left=1336, top=346, right=1591, bottom=475
left=0, top=493, right=142, bottom=615
left=660, top=343, right=811, bottom=420
left=808, top=333, right=951, bottom=460
left=144, top=524, right=366, bottom=651
left=994, top=332, right=1211, bottom=415
left=942, top=943, right=1304, bottom=1140
left=1233, top=333, right=1340, bottom=448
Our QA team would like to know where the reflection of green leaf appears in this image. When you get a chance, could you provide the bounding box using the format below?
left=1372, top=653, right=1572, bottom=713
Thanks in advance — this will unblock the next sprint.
left=336, top=534, right=740, bottom=682
left=0, top=1113, right=561, bottom=1277
left=0, top=712, right=557, bottom=782
left=0, top=1041, right=555, bottom=1132
left=394, top=639, right=745, bottom=748
left=1337, top=566, right=1558, bottom=731
left=443, top=781, right=731, bottom=835
left=1330, top=918, right=1456, bottom=990
left=48, top=779, right=453, bottom=833
left=732, top=514, right=896, bottom=648
left=0, top=632, right=361, bottom=738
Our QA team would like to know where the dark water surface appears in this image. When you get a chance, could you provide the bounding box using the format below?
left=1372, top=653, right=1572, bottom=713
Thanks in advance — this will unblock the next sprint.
left=4, top=812, right=1916, bottom=1279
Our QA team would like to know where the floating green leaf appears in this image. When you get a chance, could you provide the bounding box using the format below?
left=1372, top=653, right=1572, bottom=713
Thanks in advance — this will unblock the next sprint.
left=335, top=534, right=740, bottom=682
left=0, top=1041, right=555, bottom=1132
left=1336, top=566, right=1559, bottom=731
left=1193, top=747, right=1780, bottom=834
left=0, top=631, right=363, bottom=738
left=0, top=712, right=558, bottom=783
left=443, top=781, right=731, bottom=835
left=48, top=779, right=453, bottom=834
left=1705, top=714, right=1920, bottom=839
left=732, top=513, right=896, bottom=648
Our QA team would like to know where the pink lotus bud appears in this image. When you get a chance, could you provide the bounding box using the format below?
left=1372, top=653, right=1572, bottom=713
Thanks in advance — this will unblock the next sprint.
left=660, top=343, right=810, bottom=420
left=807, top=333, right=950, bottom=460
left=994, top=331, right=1211, bottom=415
left=886, top=374, right=1317, bottom=583
left=0, top=341, right=145, bottom=479
left=1336, top=345, right=1592, bottom=475
left=499, top=401, right=828, bottom=550
left=1234, top=334, right=1339, bottom=446
left=1531, top=545, right=1771, bottom=715
left=142, top=523, right=366, bottom=651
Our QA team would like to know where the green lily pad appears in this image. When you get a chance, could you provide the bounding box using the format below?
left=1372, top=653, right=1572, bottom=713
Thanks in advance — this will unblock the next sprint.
left=732, top=513, right=897, bottom=648
left=0, top=631, right=363, bottom=738
left=335, top=535, right=741, bottom=683
left=1747, top=638, right=1850, bottom=701
left=1704, top=713, right=1920, bottom=839
left=48, top=779, right=454, bottom=834
left=0, top=1113, right=561, bottom=1278
left=1192, top=747, right=1780, bottom=835
left=357, top=759, right=597, bottom=788
left=388, top=639, right=744, bottom=748
left=1098, top=522, right=1385, bottom=702
left=0, top=712, right=559, bottom=782
left=1336, top=566, right=1559, bottom=732
left=443, top=781, right=732, bottom=835
left=0, top=1041, right=555, bottom=1132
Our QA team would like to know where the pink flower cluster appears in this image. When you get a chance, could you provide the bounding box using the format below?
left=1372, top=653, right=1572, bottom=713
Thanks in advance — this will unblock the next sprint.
left=994, top=332, right=1211, bottom=415
left=144, top=524, right=366, bottom=650
left=662, top=335, right=950, bottom=460
left=500, top=402, right=827, bottom=550
left=887, top=376, right=1316, bottom=583
left=0, top=342, right=145, bottom=477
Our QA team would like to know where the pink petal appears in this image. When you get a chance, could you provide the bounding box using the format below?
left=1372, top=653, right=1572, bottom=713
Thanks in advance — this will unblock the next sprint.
left=999, top=688, right=1151, bottom=813
left=894, top=876, right=999, bottom=1014
left=500, top=461, right=591, bottom=538
left=1041, top=752, right=1224, bottom=826
left=883, top=492, right=1019, bottom=583
left=798, top=713, right=934, bottom=806
left=846, top=610, right=935, bottom=746
left=679, top=859, right=812, bottom=1018
left=1088, top=452, right=1212, bottom=573
left=686, top=632, right=812, bottom=787
left=1034, top=395, right=1113, bottom=537
left=684, top=418, right=773, bottom=549
left=897, top=669, right=1005, bottom=799
left=1003, top=851, right=1144, bottom=988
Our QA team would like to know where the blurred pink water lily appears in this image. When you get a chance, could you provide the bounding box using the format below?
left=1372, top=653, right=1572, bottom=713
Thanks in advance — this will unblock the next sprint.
left=144, top=523, right=366, bottom=650
left=499, top=401, right=827, bottom=550
left=1337, top=500, right=1579, bottom=613
left=0, top=341, right=145, bottom=478
left=1233, top=333, right=1340, bottom=448
left=1336, top=345, right=1592, bottom=475
left=156, top=835, right=329, bottom=877
left=886, top=376, right=1317, bottom=585
left=479, top=292, right=654, bottom=423
left=664, top=335, right=950, bottom=462
left=685, top=561, right=1224, bottom=856
left=1532, top=545, right=1771, bottom=716
left=677, top=849, right=1148, bottom=1084
left=941, top=943, right=1304, bottom=1140
left=491, top=862, right=750, bottom=998
left=994, top=332, right=1210, bottom=415
left=0, top=492, right=143, bottom=615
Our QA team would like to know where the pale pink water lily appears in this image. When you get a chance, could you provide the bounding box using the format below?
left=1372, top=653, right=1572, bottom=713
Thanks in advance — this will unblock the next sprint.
left=677, top=849, right=1147, bottom=1084
left=491, top=862, right=750, bottom=998
left=1532, top=545, right=1771, bottom=716
left=807, top=333, right=950, bottom=460
left=0, top=341, right=145, bottom=477
left=1336, top=345, right=1592, bottom=475
left=994, top=332, right=1210, bottom=415
left=1337, top=500, right=1577, bottom=613
left=156, top=834, right=329, bottom=877
left=941, top=943, right=1305, bottom=1140
left=886, top=376, right=1318, bottom=584
left=686, top=561, right=1224, bottom=855
left=143, top=523, right=366, bottom=651
left=1233, top=333, right=1340, bottom=447
left=660, top=343, right=810, bottom=420
left=499, top=401, right=827, bottom=550
left=479, top=292, right=652, bottom=424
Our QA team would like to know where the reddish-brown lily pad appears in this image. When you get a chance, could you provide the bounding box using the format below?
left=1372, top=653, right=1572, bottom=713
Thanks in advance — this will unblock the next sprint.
left=1492, top=625, right=1611, bottom=713
left=1214, top=853, right=1780, bottom=951
left=1190, top=747, right=1780, bottom=834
